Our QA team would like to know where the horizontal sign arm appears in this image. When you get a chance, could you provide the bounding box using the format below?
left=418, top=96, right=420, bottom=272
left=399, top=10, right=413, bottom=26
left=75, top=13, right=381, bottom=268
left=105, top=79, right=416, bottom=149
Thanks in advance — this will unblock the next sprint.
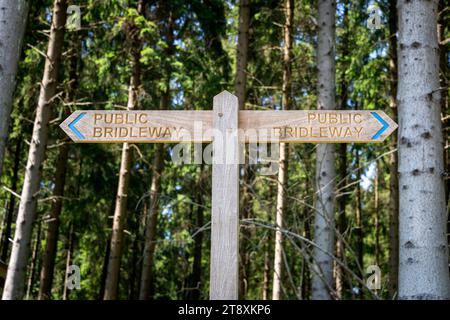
left=60, top=109, right=397, bottom=143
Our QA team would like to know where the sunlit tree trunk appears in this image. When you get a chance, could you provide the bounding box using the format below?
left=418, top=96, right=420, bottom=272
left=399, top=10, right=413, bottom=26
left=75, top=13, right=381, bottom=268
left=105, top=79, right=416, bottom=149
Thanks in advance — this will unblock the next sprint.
left=38, top=33, right=80, bottom=300
left=103, top=1, right=144, bottom=300
left=335, top=0, right=349, bottom=300
left=139, top=143, right=164, bottom=300
left=355, top=150, right=363, bottom=284
left=0, top=0, right=28, bottom=177
left=397, top=0, right=450, bottom=299
left=2, top=0, right=67, bottom=300
left=312, top=0, right=336, bottom=300
left=272, top=0, right=293, bottom=301
left=234, top=0, right=251, bottom=299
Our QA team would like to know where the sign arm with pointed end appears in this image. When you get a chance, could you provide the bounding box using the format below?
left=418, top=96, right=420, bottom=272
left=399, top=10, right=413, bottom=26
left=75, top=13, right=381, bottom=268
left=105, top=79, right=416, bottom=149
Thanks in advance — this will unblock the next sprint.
left=60, top=109, right=397, bottom=144
left=59, top=91, right=398, bottom=301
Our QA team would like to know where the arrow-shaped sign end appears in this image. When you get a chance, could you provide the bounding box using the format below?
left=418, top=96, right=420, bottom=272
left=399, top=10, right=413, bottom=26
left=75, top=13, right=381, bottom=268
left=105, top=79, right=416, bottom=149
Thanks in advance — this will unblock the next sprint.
left=60, top=111, right=86, bottom=142
left=371, top=111, right=397, bottom=141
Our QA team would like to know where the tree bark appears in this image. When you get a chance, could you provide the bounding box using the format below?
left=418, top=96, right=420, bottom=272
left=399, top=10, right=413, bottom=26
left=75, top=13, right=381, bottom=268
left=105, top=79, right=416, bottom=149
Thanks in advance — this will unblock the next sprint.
left=335, top=0, right=349, bottom=300
left=235, top=0, right=251, bottom=299
left=387, top=0, right=399, bottom=299
left=397, top=0, right=450, bottom=299
left=2, top=0, right=67, bottom=300
left=139, top=143, right=164, bottom=300
left=235, top=0, right=250, bottom=110
left=355, top=151, right=363, bottom=281
left=103, top=1, right=144, bottom=300
left=138, top=5, right=172, bottom=300
left=312, top=0, right=336, bottom=300
left=272, top=0, right=293, bottom=301
left=0, top=0, right=28, bottom=177
left=38, top=33, right=79, bottom=300
left=374, top=163, right=380, bottom=266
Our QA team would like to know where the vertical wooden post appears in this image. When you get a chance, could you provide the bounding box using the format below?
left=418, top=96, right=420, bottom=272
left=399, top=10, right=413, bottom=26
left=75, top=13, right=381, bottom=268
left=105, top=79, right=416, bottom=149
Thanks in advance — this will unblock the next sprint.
left=210, top=91, right=239, bottom=300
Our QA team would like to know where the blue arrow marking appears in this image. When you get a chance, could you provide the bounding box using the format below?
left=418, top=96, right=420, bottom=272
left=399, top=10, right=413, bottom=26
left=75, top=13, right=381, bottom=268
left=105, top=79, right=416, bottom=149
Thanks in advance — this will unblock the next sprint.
left=69, top=113, right=86, bottom=140
left=371, top=112, right=389, bottom=140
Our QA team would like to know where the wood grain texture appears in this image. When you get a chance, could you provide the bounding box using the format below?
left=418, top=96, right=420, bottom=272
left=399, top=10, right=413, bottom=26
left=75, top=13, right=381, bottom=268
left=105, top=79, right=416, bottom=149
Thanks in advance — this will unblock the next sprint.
left=60, top=110, right=397, bottom=143
left=209, top=91, right=239, bottom=300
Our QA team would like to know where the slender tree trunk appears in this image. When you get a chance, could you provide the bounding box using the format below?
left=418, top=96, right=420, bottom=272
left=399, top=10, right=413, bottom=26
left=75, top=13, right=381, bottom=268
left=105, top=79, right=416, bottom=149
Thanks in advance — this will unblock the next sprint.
left=312, top=0, right=336, bottom=300
left=387, top=0, right=399, bottom=299
left=138, top=6, right=173, bottom=300
left=2, top=0, right=67, bottom=300
left=235, top=0, right=251, bottom=299
left=272, top=0, right=293, bottom=301
left=235, top=0, right=250, bottom=110
left=262, top=242, right=270, bottom=300
left=98, top=235, right=111, bottom=300
left=37, top=143, right=69, bottom=300
left=0, top=136, right=21, bottom=262
left=301, top=169, right=312, bottom=300
left=355, top=151, right=363, bottom=280
left=374, top=163, right=380, bottom=266
left=397, top=0, right=450, bottom=299
left=25, top=220, right=41, bottom=299
left=0, top=0, right=28, bottom=177
left=335, top=0, right=349, bottom=300
left=103, top=2, right=144, bottom=300
left=139, top=143, right=164, bottom=300
left=38, top=34, right=79, bottom=300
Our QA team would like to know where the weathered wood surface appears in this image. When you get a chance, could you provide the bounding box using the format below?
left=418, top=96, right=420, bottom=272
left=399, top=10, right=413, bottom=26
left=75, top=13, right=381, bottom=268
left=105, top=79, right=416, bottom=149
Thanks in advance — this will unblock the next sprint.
left=209, top=91, right=239, bottom=300
left=60, top=110, right=397, bottom=143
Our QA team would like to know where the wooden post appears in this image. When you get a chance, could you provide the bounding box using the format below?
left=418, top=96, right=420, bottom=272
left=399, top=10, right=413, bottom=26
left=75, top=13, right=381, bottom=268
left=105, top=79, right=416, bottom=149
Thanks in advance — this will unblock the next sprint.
left=210, top=91, right=239, bottom=300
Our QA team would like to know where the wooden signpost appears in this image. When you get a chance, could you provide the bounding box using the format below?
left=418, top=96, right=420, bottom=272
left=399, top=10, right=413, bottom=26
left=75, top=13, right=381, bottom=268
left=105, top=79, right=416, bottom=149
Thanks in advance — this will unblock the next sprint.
left=60, top=90, right=397, bottom=300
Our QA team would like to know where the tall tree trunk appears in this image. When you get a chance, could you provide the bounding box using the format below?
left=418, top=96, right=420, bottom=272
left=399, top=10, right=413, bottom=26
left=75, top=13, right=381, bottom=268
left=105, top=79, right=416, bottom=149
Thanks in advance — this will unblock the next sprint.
left=235, top=0, right=250, bottom=110
left=374, top=163, right=380, bottom=266
left=139, top=143, right=164, bottom=300
left=301, top=166, right=312, bottom=299
left=37, top=143, right=69, bottom=300
left=2, top=0, right=67, bottom=300
left=272, top=0, right=293, bottom=301
left=355, top=150, right=363, bottom=282
left=387, top=0, right=399, bottom=299
left=25, top=219, right=41, bottom=299
left=0, top=0, right=28, bottom=177
left=38, top=34, right=80, bottom=300
left=103, top=1, right=144, bottom=300
left=138, top=5, right=173, bottom=300
left=235, top=0, right=251, bottom=299
left=335, top=0, right=349, bottom=300
left=312, top=0, right=336, bottom=300
left=262, top=241, right=270, bottom=300
left=397, top=0, right=450, bottom=299
left=0, top=136, right=22, bottom=262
